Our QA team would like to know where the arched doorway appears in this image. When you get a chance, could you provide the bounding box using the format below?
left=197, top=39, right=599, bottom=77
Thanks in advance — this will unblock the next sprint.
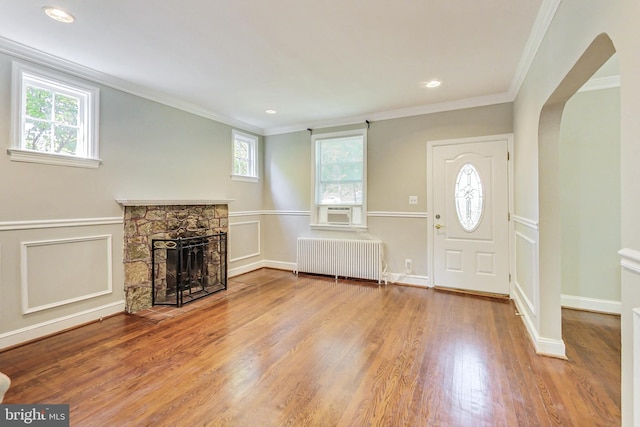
left=538, top=33, right=617, bottom=353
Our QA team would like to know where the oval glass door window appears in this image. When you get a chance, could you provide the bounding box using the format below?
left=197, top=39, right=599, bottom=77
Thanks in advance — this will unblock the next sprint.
left=455, top=163, right=484, bottom=231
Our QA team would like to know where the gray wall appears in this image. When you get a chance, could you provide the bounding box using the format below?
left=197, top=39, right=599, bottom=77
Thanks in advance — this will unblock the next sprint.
left=511, top=0, right=640, bottom=421
left=0, top=52, right=263, bottom=347
left=263, top=103, right=513, bottom=280
left=560, top=87, right=621, bottom=308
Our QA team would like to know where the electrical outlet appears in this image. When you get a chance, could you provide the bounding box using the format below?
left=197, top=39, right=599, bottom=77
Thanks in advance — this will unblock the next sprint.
left=405, top=258, right=412, bottom=271
left=409, top=196, right=418, bottom=205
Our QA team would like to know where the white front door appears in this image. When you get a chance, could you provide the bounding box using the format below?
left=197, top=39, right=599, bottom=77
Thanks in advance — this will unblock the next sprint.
left=431, top=138, right=510, bottom=295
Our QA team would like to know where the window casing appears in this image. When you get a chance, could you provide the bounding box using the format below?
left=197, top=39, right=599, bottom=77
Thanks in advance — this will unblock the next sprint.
left=232, top=130, right=259, bottom=182
left=311, top=129, right=367, bottom=229
left=9, top=61, right=100, bottom=168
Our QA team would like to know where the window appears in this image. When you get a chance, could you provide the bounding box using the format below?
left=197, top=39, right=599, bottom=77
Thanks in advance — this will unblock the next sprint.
left=9, top=61, right=100, bottom=168
left=311, top=129, right=367, bottom=229
left=232, top=130, right=259, bottom=181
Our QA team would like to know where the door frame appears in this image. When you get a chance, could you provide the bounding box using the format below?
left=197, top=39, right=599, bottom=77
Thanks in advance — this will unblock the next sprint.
left=426, top=133, right=515, bottom=296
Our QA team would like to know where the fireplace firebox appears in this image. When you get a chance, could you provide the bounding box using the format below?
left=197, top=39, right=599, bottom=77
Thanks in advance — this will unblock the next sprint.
left=152, top=233, right=227, bottom=307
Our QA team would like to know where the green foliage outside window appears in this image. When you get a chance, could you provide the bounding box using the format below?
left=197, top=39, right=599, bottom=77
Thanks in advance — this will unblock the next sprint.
left=23, top=83, right=80, bottom=155
left=318, top=136, right=364, bottom=204
left=234, top=140, right=249, bottom=175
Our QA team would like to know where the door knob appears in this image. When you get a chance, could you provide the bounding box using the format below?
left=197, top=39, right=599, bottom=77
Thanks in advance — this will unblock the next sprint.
left=435, top=224, right=445, bottom=229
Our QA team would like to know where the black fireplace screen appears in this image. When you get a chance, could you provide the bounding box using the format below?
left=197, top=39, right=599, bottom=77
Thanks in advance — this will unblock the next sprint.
left=152, top=233, right=227, bottom=307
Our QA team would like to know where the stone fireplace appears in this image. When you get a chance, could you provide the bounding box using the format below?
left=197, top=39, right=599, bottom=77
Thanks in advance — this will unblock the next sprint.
left=152, top=233, right=227, bottom=307
left=117, top=199, right=230, bottom=313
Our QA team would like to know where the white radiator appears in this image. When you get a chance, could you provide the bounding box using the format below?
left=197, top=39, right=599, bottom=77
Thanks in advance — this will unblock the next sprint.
left=296, top=238, right=383, bottom=283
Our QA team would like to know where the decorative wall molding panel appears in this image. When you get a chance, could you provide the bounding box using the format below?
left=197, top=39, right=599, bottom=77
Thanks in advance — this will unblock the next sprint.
left=20, top=235, right=113, bottom=314
left=514, top=231, right=538, bottom=315
left=229, top=220, right=261, bottom=263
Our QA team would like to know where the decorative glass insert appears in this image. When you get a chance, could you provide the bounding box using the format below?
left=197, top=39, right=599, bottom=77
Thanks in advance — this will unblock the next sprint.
left=455, top=163, right=483, bottom=231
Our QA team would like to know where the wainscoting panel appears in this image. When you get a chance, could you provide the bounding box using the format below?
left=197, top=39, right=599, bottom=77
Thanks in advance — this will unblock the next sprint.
left=229, top=220, right=261, bottom=263
left=0, top=218, right=125, bottom=349
left=514, top=231, right=538, bottom=316
left=21, top=235, right=113, bottom=314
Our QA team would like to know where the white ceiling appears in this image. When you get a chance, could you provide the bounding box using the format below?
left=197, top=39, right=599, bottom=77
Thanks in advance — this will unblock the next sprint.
left=0, top=0, right=550, bottom=135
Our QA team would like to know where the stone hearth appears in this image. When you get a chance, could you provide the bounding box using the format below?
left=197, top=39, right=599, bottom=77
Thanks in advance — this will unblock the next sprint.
left=118, top=200, right=230, bottom=313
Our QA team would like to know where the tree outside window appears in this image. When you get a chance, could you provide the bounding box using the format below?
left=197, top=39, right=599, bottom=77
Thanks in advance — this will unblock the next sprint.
left=232, top=130, right=258, bottom=181
left=24, top=83, right=82, bottom=156
left=10, top=61, right=100, bottom=168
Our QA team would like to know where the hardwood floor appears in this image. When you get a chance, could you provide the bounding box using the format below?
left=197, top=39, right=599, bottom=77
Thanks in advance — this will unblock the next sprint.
left=0, top=269, right=620, bottom=426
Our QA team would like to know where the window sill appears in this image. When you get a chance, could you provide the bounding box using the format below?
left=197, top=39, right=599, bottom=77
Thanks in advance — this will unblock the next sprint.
left=231, top=174, right=259, bottom=183
left=7, top=149, right=101, bottom=169
left=310, top=224, right=368, bottom=232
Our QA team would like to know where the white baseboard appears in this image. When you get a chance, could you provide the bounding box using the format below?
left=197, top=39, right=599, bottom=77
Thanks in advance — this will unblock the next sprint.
left=229, top=261, right=430, bottom=288
left=229, top=260, right=296, bottom=278
left=561, top=294, right=621, bottom=314
left=512, top=287, right=567, bottom=359
left=264, top=260, right=297, bottom=271
left=385, top=273, right=430, bottom=287
left=0, top=301, right=125, bottom=350
left=535, top=336, right=568, bottom=358
left=229, top=260, right=267, bottom=277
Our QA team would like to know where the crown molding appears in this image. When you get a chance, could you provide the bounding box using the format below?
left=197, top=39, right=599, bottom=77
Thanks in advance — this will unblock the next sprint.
left=264, top=0, right=563, bottom=138
left=0, top=36, right=263, bottom=135
left=0, top=0, right=560, bottom=139
left=508, top=0, right=562, bottom=99
left=263, top=92, right=513, bottom=136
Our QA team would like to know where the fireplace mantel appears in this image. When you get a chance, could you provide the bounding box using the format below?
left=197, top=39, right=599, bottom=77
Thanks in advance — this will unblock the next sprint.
left=116, top=199, right=234, bottom=206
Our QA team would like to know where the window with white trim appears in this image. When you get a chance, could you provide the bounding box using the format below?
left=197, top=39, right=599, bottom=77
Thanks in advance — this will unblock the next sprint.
left=232, top=130, right=259, bottom=181
left=9, top=62, right=100, bottom=168
left=311, top=129, right=367, bottom=228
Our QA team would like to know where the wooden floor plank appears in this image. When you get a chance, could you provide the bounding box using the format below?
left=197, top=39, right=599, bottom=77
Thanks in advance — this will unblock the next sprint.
left=0, top=269, right=620, bottom=426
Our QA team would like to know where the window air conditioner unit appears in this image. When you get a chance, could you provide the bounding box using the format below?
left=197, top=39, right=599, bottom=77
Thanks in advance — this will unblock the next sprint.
left=327, top=207, right=352, bottom=225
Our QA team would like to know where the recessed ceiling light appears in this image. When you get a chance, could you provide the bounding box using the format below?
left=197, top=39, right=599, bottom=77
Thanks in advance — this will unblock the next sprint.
left=42, top=6, right=75, bottom=23
left=425, top=80, right=442, bottom=88
left=265, top=109, right=277, bottom=114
